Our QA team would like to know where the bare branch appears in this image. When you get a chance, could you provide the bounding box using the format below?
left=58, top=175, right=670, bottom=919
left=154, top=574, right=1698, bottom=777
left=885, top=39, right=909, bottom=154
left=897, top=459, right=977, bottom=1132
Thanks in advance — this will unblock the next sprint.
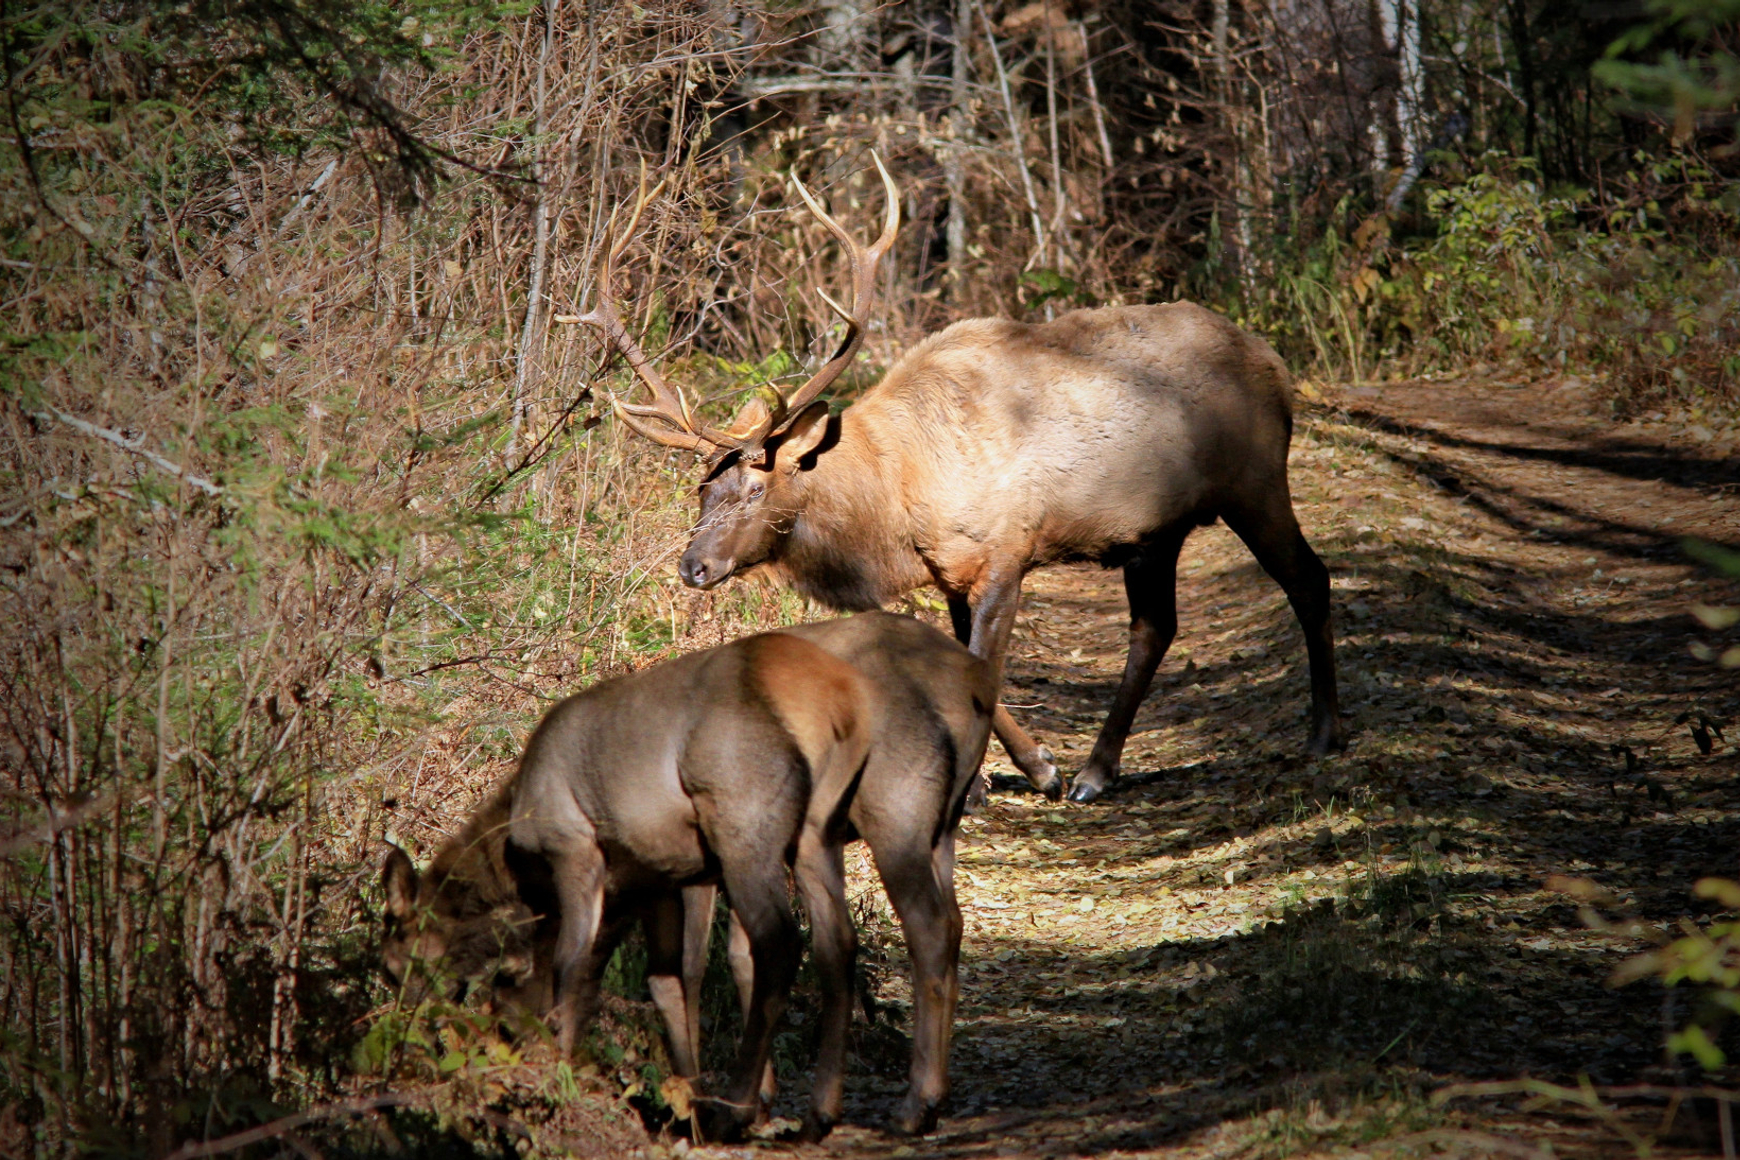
left=30, top=407, right=224, bottom=496
left=161, top=1095, right=421, bottom=1160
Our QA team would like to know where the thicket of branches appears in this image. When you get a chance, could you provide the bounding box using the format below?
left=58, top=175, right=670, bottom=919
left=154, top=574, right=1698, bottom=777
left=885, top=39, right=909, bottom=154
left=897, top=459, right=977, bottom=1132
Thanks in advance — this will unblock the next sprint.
left=0, top=0, right=1734, bottom=1154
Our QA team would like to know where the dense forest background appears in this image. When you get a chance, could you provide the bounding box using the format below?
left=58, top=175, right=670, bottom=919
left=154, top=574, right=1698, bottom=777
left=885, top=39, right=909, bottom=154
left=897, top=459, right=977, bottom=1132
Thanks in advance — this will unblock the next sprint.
left=0, top=0, right=1736, bottom=1154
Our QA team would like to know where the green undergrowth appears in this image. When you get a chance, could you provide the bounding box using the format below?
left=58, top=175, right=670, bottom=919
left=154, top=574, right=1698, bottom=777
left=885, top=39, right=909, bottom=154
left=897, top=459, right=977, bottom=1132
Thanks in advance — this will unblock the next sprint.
left=1220, top=153, right=1740, bottom=420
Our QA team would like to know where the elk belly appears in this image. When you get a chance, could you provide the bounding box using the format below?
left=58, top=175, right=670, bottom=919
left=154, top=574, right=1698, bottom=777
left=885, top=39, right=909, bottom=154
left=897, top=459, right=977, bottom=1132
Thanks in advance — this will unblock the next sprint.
left=601, top=785, right=711, bottom=884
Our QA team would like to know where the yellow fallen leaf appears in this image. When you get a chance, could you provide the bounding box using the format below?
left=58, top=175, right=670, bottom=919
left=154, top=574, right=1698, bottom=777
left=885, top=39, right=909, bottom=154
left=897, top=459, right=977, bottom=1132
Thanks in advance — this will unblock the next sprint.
left=659, top=1073, right=695, bottom=1119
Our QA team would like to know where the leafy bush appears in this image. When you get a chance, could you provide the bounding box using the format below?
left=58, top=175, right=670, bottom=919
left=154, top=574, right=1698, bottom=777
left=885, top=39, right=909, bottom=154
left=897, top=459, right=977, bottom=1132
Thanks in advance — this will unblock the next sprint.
left=1224, top=152, right=1740, bottom=417
left=1612, top=878, right=1740, bottom=1071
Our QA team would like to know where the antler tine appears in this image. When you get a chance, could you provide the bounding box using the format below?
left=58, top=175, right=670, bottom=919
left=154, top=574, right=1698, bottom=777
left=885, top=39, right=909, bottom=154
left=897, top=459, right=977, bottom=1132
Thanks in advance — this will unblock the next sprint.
left=557, top=167, right=746, bottom=454
left=773, top=153, right=901, bottom=430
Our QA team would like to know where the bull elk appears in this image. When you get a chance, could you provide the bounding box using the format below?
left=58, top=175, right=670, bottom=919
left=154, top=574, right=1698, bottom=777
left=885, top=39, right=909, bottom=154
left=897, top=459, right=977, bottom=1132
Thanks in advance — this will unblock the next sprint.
left=380, top=612, right=996, bottom=1141
left=564, top=160, right=1344, bottom=803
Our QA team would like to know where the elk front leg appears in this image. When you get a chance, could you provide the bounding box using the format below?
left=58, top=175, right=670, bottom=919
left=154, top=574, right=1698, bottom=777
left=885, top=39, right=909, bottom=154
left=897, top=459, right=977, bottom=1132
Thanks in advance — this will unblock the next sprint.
left=644, top=886, right=714, bottom=1078
left=792, top=831, right=855, bottom=1142
left=948, top=589, right=1062, bottom=800
left=547, top=842, right=611, bottom=1056
left=1070, top=530, right=1190, bottom=803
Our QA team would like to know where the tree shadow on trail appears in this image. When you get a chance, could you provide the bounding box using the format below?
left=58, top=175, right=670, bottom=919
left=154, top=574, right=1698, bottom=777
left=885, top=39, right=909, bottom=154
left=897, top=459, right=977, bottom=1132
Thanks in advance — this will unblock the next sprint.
left=1340, top=403, right=1740, bottom=497
left=1336, top=404, right=1740, bottom=566
left=835, top=867, right=1675, bottom=1153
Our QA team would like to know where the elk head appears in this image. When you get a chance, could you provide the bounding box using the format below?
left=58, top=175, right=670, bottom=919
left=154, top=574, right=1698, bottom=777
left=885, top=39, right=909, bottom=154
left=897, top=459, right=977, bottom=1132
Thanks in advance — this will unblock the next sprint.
left=379, top=844, right=542, bottom=1007
left=559, top=158, right=900, bottom=590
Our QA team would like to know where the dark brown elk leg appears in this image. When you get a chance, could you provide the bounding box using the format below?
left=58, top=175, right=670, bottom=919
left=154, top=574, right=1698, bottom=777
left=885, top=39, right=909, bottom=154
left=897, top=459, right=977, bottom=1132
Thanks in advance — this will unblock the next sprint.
left=726, top=910, right=777, bottom=1107
left=1225, top=492, right=1346, bottom=754
left=948, top=591, right=1063, bottom=801
left=645, top=888, right=710, bottom=1078
left=792, top=831, right=855, bottom=1141
left=1070, top=528, right=1191, bottom=803
left=696, top=871, right=799, bottom=1143
left=879, top=827, right=963, bottom=1136
left=679, top=884, right=715, bottom=1070
left=549, top=842, right=610, bottom=1056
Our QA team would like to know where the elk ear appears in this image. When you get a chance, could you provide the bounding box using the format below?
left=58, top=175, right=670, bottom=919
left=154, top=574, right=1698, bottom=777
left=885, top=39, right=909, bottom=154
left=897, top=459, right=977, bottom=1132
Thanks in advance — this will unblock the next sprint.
left=772, top=401, right=831, bottom=470
left=382, top=846, right=419, bottom=922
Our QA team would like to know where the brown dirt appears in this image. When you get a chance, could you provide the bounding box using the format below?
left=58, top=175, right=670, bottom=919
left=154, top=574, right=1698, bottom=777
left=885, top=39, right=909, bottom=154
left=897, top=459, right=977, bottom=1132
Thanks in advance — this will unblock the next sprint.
left=662, top=377, right=1740, bottom=1158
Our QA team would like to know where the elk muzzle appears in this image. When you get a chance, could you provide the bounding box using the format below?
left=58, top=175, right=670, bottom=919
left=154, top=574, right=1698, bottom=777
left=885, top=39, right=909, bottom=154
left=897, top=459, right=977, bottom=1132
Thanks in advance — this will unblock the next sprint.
left=679, top=545, right=734, bottom=590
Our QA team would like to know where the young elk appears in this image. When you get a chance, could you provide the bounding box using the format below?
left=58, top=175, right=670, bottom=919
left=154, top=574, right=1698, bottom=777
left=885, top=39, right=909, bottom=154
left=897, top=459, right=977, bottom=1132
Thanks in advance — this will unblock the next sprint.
left=380, top=612, right=996, bottom=1141
left=564, top=160, right=1344, bottom=805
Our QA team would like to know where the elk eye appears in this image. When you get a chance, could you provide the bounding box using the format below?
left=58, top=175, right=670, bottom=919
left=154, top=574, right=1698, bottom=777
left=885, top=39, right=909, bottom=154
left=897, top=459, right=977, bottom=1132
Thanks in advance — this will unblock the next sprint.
left=746, top=480, right=765, bottom=500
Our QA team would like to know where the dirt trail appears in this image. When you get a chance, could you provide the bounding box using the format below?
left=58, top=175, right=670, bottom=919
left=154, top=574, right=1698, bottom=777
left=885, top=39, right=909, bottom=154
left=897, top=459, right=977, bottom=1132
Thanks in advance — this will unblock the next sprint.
left=735, top=378, right=1740, bottom=1158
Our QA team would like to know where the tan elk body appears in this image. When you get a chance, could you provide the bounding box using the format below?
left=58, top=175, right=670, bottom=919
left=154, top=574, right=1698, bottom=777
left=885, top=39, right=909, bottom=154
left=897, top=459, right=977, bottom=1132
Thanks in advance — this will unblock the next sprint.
left=575, top=162, right=1343, bottom=804
left=381, top=612, right=995, bottom=1141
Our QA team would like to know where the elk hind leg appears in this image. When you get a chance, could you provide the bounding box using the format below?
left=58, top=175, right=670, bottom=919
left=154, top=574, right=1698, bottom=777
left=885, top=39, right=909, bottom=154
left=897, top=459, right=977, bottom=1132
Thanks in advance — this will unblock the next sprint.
left=1225, top=490, right=1345, bottom=754
left=878, top=828, right=964, bottom=1136
left=792, top=830, right=855, bottom=1142
left=1069, top=529, right=1190, bottom=804
left=696, top=871, right=798, bottom=1142
left=726, top=908, right=778, bottom=1108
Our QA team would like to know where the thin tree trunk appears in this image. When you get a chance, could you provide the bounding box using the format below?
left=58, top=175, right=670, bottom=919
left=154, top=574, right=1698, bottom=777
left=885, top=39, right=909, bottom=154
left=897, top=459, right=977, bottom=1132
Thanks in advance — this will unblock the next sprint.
left=1385, top=0, right=1429, bottom=211
left=973, top=0, right=1047, bottom=267
left=1212, top=0, right=1246, bottom=284
left=1080, top=23, right=1114, bottom=169
left=1044, top=20, right=1067, bottom=265
left=945, top=0, right=971, bottom=289
left=510, top=0, right=558, bottom=463
left=1504, top=0, right=1537, bottom=160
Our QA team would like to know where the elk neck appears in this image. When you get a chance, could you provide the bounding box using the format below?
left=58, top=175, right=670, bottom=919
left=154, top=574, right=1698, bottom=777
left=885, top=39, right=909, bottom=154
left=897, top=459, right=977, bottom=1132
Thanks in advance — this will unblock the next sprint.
left=769, top=411, right=930, bottom=612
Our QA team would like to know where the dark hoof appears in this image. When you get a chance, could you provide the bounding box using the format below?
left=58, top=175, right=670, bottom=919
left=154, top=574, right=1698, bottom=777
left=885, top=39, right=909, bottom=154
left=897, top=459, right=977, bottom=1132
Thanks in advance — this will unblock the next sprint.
left=693, top=1099, right=752, bottom=1144
left=796, top=1113, right=836, bottom=1143
left=1307, top=721, right=1348, bottom=756
left=963, top=773, right=989, bottom=814
left=1067, top=760, right=1116, bottom=804
left=1066, top=778, right=1103, bottom=804
left=892, top=1098, right=940, bottom=1137
left=1031, top=745, right=1064, bottom=800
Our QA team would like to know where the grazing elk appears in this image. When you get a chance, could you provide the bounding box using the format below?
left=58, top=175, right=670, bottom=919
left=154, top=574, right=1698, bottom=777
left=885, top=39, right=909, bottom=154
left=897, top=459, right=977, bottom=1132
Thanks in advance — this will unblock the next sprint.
left=380, top=612, right=996, bottom=1141
left=564, top=160, right=1344, bottom=804
left=381, top=781, right=548, bottom=1013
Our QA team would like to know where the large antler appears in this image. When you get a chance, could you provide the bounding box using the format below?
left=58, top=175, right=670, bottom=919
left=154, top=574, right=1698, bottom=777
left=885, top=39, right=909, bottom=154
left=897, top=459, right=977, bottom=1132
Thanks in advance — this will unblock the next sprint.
left=556, top=168, right=741, bottom=455
left=559, top=157, right=900, bottom=455
left=756, top=154, right=901, bottom=442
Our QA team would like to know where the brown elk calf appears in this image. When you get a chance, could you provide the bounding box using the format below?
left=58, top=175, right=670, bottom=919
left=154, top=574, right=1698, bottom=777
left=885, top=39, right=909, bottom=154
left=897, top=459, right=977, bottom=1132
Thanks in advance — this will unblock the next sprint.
left=380, top=612, right=995, bottom=1140
left=568, top=162, right=1344, bottom=805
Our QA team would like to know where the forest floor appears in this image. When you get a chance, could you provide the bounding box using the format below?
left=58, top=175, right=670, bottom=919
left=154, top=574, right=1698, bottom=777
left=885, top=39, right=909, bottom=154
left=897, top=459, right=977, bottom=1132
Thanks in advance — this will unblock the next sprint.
left=661, top=375, right=1740, bottom=1160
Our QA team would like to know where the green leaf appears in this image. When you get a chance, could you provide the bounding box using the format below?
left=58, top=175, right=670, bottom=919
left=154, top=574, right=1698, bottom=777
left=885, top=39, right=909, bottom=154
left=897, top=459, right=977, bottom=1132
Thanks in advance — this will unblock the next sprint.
left=1668, top=1024, right=1726, bottom=1071
left=1686, top=539, right=1740, bottom=578
left=1696, top=878, right=1740, bottom=909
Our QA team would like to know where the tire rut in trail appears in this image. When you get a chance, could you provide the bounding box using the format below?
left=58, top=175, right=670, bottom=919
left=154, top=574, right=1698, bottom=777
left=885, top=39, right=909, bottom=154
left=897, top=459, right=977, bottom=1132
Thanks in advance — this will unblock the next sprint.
left=777, top=377, right=1739, bottom=1159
